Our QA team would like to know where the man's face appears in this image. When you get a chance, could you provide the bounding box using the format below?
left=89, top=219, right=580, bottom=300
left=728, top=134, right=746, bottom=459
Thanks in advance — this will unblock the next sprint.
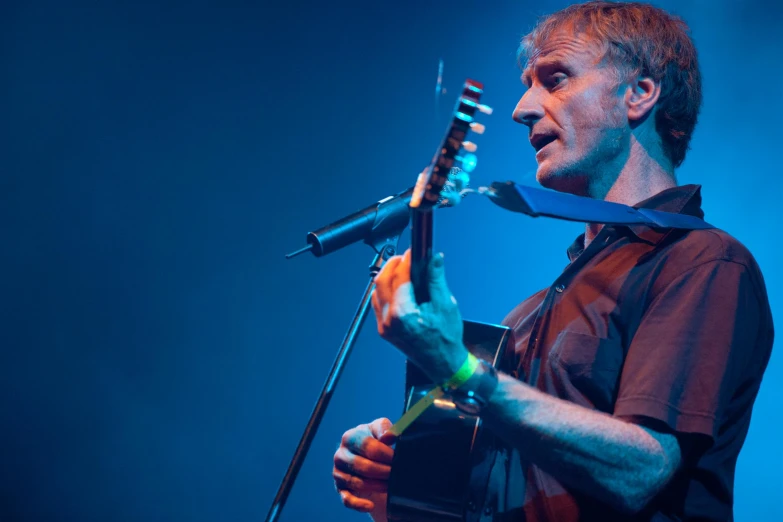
left=514, top=29, right=631, bottom=195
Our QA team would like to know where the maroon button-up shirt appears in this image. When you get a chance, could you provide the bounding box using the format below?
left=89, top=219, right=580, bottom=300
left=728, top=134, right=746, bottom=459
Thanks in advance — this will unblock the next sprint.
left=494, top=184, right=774, bottom=521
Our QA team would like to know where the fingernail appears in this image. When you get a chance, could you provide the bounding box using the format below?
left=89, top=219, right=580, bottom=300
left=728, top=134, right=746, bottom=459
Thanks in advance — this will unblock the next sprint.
left=434, top=252, right=445, bottom=267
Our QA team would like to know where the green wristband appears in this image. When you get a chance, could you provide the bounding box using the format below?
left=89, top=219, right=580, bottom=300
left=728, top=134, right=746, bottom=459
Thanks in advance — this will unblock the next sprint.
left=442, top=352, right=479, bottom=390
left=388, top=352, right=481, bottom=437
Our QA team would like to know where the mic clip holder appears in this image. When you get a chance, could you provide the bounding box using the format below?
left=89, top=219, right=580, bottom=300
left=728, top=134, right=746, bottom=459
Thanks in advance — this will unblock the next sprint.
left=285, top=187, right=412, bottom=259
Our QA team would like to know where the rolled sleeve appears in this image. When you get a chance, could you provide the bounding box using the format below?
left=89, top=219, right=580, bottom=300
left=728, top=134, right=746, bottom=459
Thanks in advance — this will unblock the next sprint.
left=613, top=259, right=761, bottom=440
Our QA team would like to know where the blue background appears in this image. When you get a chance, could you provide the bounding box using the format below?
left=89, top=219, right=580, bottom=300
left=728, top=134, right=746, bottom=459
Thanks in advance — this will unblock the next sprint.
left=1, top=1, right=780, bottom=520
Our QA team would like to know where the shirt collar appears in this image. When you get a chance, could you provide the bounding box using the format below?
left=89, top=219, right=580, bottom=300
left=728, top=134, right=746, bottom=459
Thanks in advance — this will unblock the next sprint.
left=566, top=184, right=705, bottom=261
left=628, top=183, right=704, bottom=244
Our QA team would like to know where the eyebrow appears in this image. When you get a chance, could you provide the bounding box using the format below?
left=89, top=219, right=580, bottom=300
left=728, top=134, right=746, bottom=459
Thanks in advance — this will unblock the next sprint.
left=521, top=56, right=572, bottom=87
left=521, top=68, right=532, bottom=87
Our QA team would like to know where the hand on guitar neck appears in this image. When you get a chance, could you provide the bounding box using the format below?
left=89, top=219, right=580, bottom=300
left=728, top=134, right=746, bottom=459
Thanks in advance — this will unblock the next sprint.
left=372, top=248, right=469, bottom=384
left=333, top=417, right=398, bottom=522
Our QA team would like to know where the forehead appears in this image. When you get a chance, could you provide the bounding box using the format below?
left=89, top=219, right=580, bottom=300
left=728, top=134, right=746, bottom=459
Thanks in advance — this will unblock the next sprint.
left=522, top=28, right=606, bottom=78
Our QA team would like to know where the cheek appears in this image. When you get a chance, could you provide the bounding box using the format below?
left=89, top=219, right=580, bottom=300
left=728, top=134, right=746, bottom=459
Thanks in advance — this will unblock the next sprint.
left=570, top=96, right=624, bottom=144
left=566, top=110, right=604, bottom=151
left=546, top=86, right=625, bottom=155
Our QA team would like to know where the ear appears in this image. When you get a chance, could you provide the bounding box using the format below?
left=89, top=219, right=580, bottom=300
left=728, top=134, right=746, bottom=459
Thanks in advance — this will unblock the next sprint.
left=626, top=76, right=660, bottom=122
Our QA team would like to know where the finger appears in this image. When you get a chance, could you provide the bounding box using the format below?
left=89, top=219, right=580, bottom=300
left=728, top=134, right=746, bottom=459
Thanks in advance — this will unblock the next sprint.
left=333, top=468, right=389, bottom=494
left=378, top=429, right=398, bottom=446
left=389, top=247, right=411, bottom=293
left=368, top=418, right=393, bottom=440
left=390, top=249, right=411, bottom=295
left=338, top=489, right=375, bottom=512
left=428, top=252, right=456, bottom=309
left=342, top=428, right=394, bottom=464
left=369, top=418, right=397, bottom=453
left=373, top=255, right=403, bottom=312
left=334, top=447, right=392, bottom=479
left=371, top=289, right=385, bottom=329
left=392, top=280, right=420, bottom=319
left=388, top=249, right=412, bottom=298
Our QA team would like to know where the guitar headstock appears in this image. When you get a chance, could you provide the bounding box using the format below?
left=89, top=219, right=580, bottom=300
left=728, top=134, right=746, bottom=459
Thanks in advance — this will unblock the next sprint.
left=410, top=79, right=491, bottom=211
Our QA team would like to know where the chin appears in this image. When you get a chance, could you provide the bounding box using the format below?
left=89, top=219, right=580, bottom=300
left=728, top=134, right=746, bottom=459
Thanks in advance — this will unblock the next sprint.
left=535, top=162, right=583, bottom=196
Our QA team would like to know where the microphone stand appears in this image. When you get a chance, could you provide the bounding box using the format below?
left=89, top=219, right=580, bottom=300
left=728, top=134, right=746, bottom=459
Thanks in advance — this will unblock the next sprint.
left=265, top=236, right=401, bottom=522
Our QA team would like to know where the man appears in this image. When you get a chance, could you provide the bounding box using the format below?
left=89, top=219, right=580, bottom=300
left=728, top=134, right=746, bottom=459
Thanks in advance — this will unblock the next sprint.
left=332, top=2, right=774, bottom=521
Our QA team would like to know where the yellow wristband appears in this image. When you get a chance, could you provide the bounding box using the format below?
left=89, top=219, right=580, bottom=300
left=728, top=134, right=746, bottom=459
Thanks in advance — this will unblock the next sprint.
left=388, top=386, right=445, bottom=437
left=442, top=352, right=480, bottom=390
left=388, top=352, right=481, bottom=437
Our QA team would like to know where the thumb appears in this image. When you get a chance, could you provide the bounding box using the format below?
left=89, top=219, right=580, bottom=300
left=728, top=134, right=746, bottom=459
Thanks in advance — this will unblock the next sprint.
left=371, top=418, right=398, bottom=445
left=369, top=417, right=393, bottom=439
left=378, top=427, right=398, bottom=446
left=428, top=252, right=453, bottom=306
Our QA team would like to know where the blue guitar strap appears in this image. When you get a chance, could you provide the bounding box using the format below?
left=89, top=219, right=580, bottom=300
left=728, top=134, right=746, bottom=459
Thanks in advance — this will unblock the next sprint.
left=482, top=181, right=715, bottom=230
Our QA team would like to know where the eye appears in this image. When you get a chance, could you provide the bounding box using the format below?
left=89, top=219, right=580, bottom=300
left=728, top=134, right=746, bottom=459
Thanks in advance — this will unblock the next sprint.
left=549, top=72, right=568, bottom=87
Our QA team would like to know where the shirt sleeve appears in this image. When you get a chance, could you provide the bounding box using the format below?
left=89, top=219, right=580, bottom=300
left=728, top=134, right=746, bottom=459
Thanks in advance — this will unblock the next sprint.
left=613, top=259, right=761, bottom=440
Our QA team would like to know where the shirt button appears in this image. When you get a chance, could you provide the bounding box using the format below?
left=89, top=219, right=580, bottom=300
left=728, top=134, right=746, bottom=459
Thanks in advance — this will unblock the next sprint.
left=555, top=284, right=565, bottom=293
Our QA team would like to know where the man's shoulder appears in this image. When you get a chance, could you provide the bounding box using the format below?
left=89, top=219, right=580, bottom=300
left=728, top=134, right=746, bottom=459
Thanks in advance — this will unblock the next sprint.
left=661, top=226, right=760, bottom=273
left=650, top=226, right=767, bottom=297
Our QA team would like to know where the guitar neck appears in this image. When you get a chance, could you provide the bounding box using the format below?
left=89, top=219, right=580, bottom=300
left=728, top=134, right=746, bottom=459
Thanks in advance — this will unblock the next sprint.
left=407, top=78, right=486, bottom=307
left=410, top=209, right=433, bottom=304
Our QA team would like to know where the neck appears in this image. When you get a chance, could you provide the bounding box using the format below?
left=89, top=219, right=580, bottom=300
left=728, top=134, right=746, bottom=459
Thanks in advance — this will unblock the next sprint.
left=583, top=136, right=675, bottom=248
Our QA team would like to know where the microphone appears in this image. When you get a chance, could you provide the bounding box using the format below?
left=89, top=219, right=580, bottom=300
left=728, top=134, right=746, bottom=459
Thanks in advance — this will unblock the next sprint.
left=286, top=169, right=470, bottom=259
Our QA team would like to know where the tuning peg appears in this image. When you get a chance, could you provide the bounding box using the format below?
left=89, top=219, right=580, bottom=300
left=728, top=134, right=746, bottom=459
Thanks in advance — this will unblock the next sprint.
left=469, top=122, right=486, bottom=134
left=448, top=168, right=470, bottom=191
left=456, top=153, right=478, bottom=172
left=462, top=141, right=477, bottom=153
left=477, top=104, right=493, bottom=115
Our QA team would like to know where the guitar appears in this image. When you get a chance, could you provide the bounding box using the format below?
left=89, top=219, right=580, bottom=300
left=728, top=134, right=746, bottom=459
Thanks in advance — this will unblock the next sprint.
left=386, top=81, right=515, bottom=521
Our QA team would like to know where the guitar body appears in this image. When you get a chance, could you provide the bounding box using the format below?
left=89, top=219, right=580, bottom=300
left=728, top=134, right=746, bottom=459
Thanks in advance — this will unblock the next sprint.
left=387, top=320, right=514, bottom=522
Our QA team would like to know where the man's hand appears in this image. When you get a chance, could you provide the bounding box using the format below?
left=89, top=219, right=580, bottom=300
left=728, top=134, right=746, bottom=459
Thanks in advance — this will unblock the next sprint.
left=333, top=418, right=397, bottom=521
left=371, top=249, right=468, bottom=383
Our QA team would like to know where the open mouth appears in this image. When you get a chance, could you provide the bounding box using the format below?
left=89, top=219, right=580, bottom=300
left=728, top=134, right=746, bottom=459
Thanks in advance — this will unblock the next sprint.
left=531, top=134, right=557, bottom=153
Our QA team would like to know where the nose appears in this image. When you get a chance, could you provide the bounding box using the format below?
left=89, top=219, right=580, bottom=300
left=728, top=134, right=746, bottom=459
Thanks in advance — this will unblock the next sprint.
left=512, top=87, right=544, bottom=128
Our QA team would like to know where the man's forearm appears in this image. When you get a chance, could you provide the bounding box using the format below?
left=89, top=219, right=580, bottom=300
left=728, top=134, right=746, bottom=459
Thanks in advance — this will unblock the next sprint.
left=482, top=372, right=681, bottom=513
